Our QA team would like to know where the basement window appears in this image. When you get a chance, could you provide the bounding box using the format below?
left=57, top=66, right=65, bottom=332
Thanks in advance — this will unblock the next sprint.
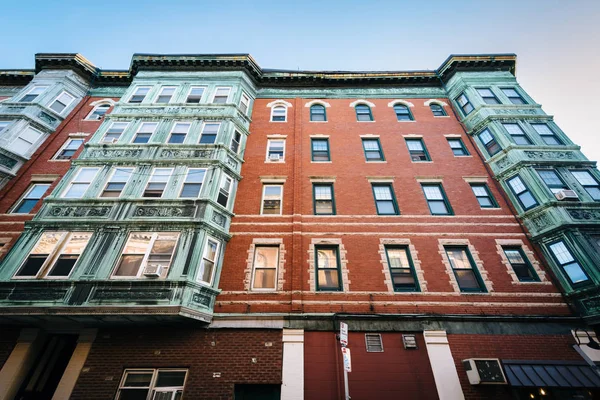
left=365, top=334, right=384, bottom=352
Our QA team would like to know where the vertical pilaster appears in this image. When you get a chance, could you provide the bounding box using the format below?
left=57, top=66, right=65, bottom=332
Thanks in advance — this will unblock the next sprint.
left=51, top=328, right=97, bottom=400
left=424, top=330, right=464, bottom=400
left=0, top=328, right=44, bottom=400
left=281, top=329, right=304, bottom=400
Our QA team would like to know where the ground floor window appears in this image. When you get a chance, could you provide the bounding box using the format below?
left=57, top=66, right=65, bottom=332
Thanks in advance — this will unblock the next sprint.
left=116, top=369, right=187, bottom=400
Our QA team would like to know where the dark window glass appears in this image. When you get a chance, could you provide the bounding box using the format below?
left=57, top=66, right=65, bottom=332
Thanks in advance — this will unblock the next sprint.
left=548, top=241, right=590, bottom=286
left=445, top=246, right=485, bottom=292
left=503, top=247, right=539, bottom=282
left=13, top=184, right=50, bottom=214
left=385, top=246, right=419, bottom=291
left=531, top=123, right=563, bottom=145
left=479, top=129, right=501, bottom=156
left=503, top=123, right=532, bottom=145
left=355, top=104, right=373, bottom=121
left=476, top=88, right=500, bottom=105
left=571, top=170, right=600, bottom=201
left=310, top=105, right=327, bottom=121
left=394, top=104, right=414, bottom=121
left=314, top=184, right=335, bottom=215
left=311, top=139, right=330, bottom=161
left=447, top=138, right=469, bottom=156
left=315, top=246, right=341, bottom=291
left=507, top=175, right=538, bottom=211
left=502, top=88, right=526, bottom=104
left=430, top=104, right=446, bottom=116
left=456, top=93, right=474, bottom=115
left=406, top=138, right=430, bottom=161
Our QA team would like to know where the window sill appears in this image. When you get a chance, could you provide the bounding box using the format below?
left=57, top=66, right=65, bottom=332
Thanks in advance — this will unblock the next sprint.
left=311, top=161, right=332, bottom=163
left=356, top=120, right=376, bottom=123
left=309, top=121, right=328, bottom=123
left=366, top=161, right=387, bottom=163
left=396, top=120, right=416, bottom=123
left=411, top=161, right=433, bottom=163
left=49, top=159, right=71, bottom=162
left=511, top=281, right=552, bottom=285
left=433, top=116, right=451, bottom=118
left=479, top=207, right=502, bottom=210
left=265, top=160, right=285, bottom=164
left=453, top=155, right=473, bottom=158
left=270, top=121, right=288, bottom=123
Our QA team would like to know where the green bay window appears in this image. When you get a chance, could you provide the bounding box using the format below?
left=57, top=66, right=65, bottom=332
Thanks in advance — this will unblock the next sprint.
left=547, top=240, right=590, bottom=287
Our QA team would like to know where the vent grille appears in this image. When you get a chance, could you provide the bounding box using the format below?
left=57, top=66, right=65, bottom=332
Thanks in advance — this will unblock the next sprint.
left=365, top=333, right=383, bottom=352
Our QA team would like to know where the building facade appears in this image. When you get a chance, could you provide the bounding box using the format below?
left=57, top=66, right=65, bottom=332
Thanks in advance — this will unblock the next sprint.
left=0, top=53, right=599, bottom=400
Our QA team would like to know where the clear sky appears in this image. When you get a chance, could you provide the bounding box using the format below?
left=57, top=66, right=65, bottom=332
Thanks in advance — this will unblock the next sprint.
left=1, top=0, right=598, bottom=161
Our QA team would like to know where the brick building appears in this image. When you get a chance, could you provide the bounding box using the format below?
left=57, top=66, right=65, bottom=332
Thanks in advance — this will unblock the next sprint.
left=0, top=53, right=599, bottom=400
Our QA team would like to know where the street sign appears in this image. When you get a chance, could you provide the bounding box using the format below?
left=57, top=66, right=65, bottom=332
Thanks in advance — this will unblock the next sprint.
left=342, top=347, right=352, bottom=372
left=340, top=322, right=348, bottom=346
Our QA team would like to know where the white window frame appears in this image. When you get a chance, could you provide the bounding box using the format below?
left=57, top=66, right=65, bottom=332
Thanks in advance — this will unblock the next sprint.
left=179, top=168, right=207, bottom=198
left=131, top=122, right=158, bottom=144
left=13, top=231, right=92, bottom=280
left=9, top=126, right=43, bottom=155
left=260, top=184, right=283, bottom=215
left=84, top=103, right=111, bottom=121
left=154, top=86, right=177, bottom=104
left=62, top=167, right=100, bottom=198
left=101, top=121, right=129, bottom=143
left=266, top=139, right=285, bottom=162
left=167, top=121, right=192, bottom=144
left=217, top=174, right=233, bottom=208
left=10, top=183, right=51, bottom=214
left=230, top=130, right=242, bottom=154
left=100, top=167, right=134, bottom=198
left=197, top=235, right=221, bottom=285
left=127, top=86, right=152, bottom=104
left=49, top=91, right=75, bottom=115
left=186, top=86, right=206, bottom=103
left=250, top=245, right=280, bottom=291
left=116, top=369, right=188, bottom=400
left=270, top=105, right=288, bottom=122
left=20, top=85, right=48, bottom=102
left=52, top=137, right=85, bottom=161
left=112, top=232, right=180, bottom=279
left=143, top=168, right=174, bottom=198
left=240, top=92, right=251, bottom=115
left=211, top=87, right=231, bottom=104
left=199, top=121, right=221, bottom=144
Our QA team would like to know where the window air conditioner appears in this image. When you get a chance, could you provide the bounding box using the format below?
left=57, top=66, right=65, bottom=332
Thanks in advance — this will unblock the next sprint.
left=269, top=153, right=281, bottom=161
left=462, top=358, right=507, bottom=385
left=143, top=264, right=163, bottom=278
left=555, top=189, right=579, bottom=201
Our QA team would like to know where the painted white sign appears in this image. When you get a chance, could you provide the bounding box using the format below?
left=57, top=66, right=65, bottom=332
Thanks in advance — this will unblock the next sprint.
left=342, top=347, right=352, bottom=372
left=340, top=322, right=348, bottom=346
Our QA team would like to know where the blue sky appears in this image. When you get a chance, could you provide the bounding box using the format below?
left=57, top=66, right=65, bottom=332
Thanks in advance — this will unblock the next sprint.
left=1, top=0, right=599, bottom=160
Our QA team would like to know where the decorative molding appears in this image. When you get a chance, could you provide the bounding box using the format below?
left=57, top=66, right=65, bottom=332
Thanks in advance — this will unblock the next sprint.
left=416, top=177, right=443, bottom=183
left=494, top=239, right=548, bottom=284
left=266, top=134, right=287, bottom=139
left=266, top=99, right=293, bottom=108
left=88, top=149, right=143, bottom=159
left=211, top=211, right=227, bottom=227
left=387, top=99, right=415, bottom=108
left=89, top=98, right=116, bottom=107
left=402, top=134, right=423, bottom=138
left=349, top=99, right=375, bottom=108
left=309, top=176, right=336, bottom=183
left=159, top=149, right=214, bottom=159
left=30, top=174, right=61, bottom=182
left=367, top=176, right=395, bottom=183
left=524, top=151, right=576, bottom=160
left=134, top=206, right=196, bottom=218
left=260, top=176, right=287, bottom=183
left=443, top=134, right=462, bottom=138
left=438, top=238, right=493, bottom=293
left=424, top=99, right=448, bottom=107
left=0, top=154, right=18, bottom=169
left=304, top=99, right=331, bottom=108
left=379, top=238, right=427, bottom=292
left=462, top=176, right=488, bottom=183
left=567, top=208, right=600, bottom=221
left=307, top=238, right=350, bottom=292
left=243, top=238, right=286, bottom=291
left=48, top=206, right=111, bottom=218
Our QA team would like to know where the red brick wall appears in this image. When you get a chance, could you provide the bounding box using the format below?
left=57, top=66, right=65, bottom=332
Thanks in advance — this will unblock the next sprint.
left=71, top=328, right=282, bottom=400
left=0, top=97, right=116, bottom=259
left=305, top=331, right=438, bottom=400
left=448, top=333, right=582, bottom=400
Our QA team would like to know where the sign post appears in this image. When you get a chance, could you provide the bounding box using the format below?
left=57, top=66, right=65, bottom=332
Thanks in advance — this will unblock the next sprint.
left=340, top=322, right=350, bottom=400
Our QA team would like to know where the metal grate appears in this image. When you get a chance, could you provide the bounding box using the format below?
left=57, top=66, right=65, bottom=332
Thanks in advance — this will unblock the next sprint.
left=365, top=333, right=383, bottom=352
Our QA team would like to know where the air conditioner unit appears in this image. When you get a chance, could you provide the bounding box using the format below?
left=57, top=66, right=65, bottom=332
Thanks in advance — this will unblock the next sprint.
left=152, top=389, right=182, bottom=400
left=143, top=264, right=163, bottom=278
left=555, top=189, right=579, bottom=201
left=269, top=153, right=281, bottom=161
left=462, top=358, right=507, bottom=385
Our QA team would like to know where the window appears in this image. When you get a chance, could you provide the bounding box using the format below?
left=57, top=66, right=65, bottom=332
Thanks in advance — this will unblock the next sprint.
left=197, top=237, right=220, bottom=284
left=372, top=184, right=399, bottom=215
left=430, top=103, right=446, bottom=116
left=394, top=104, right=414, bottom=121
left=132, top=122, right=157, bottom=144
left=385, top=246, right=419, bottom=292
left=548, top=241, right=589, bottom=286
left=501, top=88, right=526, bottom=104
left=113, top=232, right=179, bottom=278
left=20, top=85, right=48, bottom=102
left=507, top=175, right=538, bottom=211
left=217, top=174, right=233, bottom=208
left=155, top=86, right=175, bottom=104
left=315, top=246, right=341, bottom=291
left=12, top=183, right=50, bottom=213
left=266, top=139, right=285, bottom=162
left=167, top=122, right=191, bottom=144
left=311, top=138, right=330, bottom=161
left=102, top=122, right=128, bottom=143
left=261, top=184, right=283, bottom=215
left=422, top=184, right=453, bottom=215
left=143, top=168, right=172, bottom=198
left=362, top=138, right=384, bottom=161
left=116, top=369, right=187, bottom=400
left=0, top=121, right=10, bottom=133
left=478, top=128, right=501, bottom=156
left=63, top=167, right=100, bottom=198
left=447, top=138, right=469, bottom=156
left=570, top=170, right=600, bottom=200
left=476, top=88, right=500, bottom=105
left=212, top=87, right=231, bottom=104
left=310, top=104, right=327, bottom=121
left=365, top=334, right=384, bottom=352
left=313, top=184, right=335, bottom=215
left=503, top=123, right=531, bottom=145
left=445, top=246, right=486, bottom=292
left=470, top=184, right=498, bottom=208
left=240, top=93, right=251, bottom=115
left=531, top=123, right=563, bottom=145
left=199, top=122, right=220, bottom=144
left=15, top=232, right=92, bottom=278
left=456, top=92, right=474, bottom=115
left=271, top=106, right=287, bottom=122
left=85, top=103, right=111, bottom=120
left=128, top=86, right=151, bottom=104
left=49, top=92, right=75, bottom=114
left=230, top=130, right=242, bottom=154
left=186, top=86, right=205, bottom=103
left=53, top=138, right=84, bottom=160
left=251, top=246, right=279, bottom=290
left=101, top=168, right=133, bottom=198
left=405, top=138, right=430, bottom=161
left=180, top=168, right=206, bottom=198
left=537, top=169, right=569, bottom=195
left=355, top=104, right=373, bottom=121
left=9, top=127, right=42, bottom=155
left=502, top=247, right=539, bottom=282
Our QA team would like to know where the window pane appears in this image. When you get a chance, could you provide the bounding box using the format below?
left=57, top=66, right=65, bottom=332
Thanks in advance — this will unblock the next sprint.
left=518, top=192, right=537, bottom=209
left=549, top=242, right=574, bottom=264
left=428, top=201, right=448, bottom=214
left=423, top=186, right=443, bottom=200
left=563, top=262, right=588, bottom=284
left=572, top=171, right=597, bottom=186
left=318, top=270, right=340, bottom=289
left=253, top=269, right=276, bottom=289
left=508, top=177, right=526, bottom=193
left=387, top=248, right=409, bottom=269
left=124, top=372, right=153, bottom=387
left=156, top=371, right=186, bottom=387
left=504, top=249, right=525, bottom=264
left=376, top=201, right=395, bottom=215
left=471, top=186, right=487, bottom=197
left=317, top=249, right=337, bottom=268
left=373, top=186, right=392, bottom=200
left=455, top=270, right=481, bottom=290
left=115, top=255, right=144, bottom=276
left=446, top=249, right=471, bottom=269
left=406, top=140, right=424, bottom=151
left=28, top=184, right=50, bottom=199
left=17, top=256, right=46, bottom=277
left=119, top=389, right=149, bottom=400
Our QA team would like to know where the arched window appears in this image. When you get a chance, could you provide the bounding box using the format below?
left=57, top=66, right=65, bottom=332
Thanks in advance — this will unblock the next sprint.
left=430, top=103, right=446, bottom=117
left=310, top=105, right=327, bottom=122
left=393, top=104, right=413, bottom=121
left=355, top=104, right=373, bottom=121
left=271, top=105, right=287, bottom=122
left=85, top=103, right=112, bottom=121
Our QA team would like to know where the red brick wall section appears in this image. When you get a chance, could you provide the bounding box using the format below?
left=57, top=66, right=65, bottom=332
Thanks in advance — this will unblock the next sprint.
left=448, top=334, right=582, bottom=400
left=0, top=328, right=20, bottom=368
left=304, top=331, right=438, bottom=400
left=70, top=328, right=282, bottom=400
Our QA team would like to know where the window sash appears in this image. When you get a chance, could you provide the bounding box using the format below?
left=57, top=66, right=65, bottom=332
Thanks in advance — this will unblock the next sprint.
left=13, top=183, right=50, bottom=214
left=63, top=167, right=100, bottom=198
left=537, top=169, right=568, bottom=194
left=503, top=123, right=532, bottom=145
left=251, top=246, right=279, bottom=290
left=168, top=122, right=191, bottom=144
left=240, top=93, right=250, bottom=114
left=198, top=237, right=219, bottom=284
left=180, top=168, right=206, bottom=198
left=186, top=86, right=205, bottom=103
left=571, top=170, right=600, bottom=200
left=102, top=122, right=129, bottom=143
left=531, top=123, right=563, bottom=145
left=55, top=138, right=84, bottom=160
left=10, top=127, right=42, bottom=155
left=128, top=86, right=151, bottom=103
left=503, top=247, right=539, bottom=282
left=507, top=175, right=538, bottom=210
left=430, top=104, right=446, bottom=116
left=362, top=139, right=384, bottom=161
left=271, top=106, right=287, bottom=122
left=445, top=247, right=485, bottom=292
left=394, top=105, right=413, bottom=121
left=217, top=175, right=232, bottom=208
left=478, top=129, right=501, bottom=156
left=310, top=105, right=327, bottom=121
left=117, top=369, right=187, bottom=399
left=261, top=185, right=283, bottom=215
left=548, top=241, right=590, bottom=286
left=212, top=87, right=231, bottom=104
left=476, top=88, right=500, bottom=105
left=230, top=131, right=242, bottom=154
left=447, top=139, right=468, bottom=156
left=143, top=168, right=173, bottom=198
left=456, top=93, right=474, bottom=115
left=406, top=139, right=430, bottom=161
left=113, top=232, right=179, bottom=278
left=85, top=104, right=110, bottom=120
left=355, top=105, right=373, bottom=121
left=422, top=184, right=452, bottom=215
left=385, top=246, right=418, bottom=292
left=501, top=88, right=526, bottom=104
left=267, top=139, right=285, bottom=160
left=311, top=139, right=330, bottom=161
left=132, top=122, right=158, bottom=144
left=49, top=92, right=75, bottom=114
left=313, top=184, right=335, bottom=215
left=470, top=184, right=497, bottom=208
left=155, top=86, right=176, bottom=104
left=101, top=168, right=134, bottom=198
left=315, top=246, right=342, bottom=291
left=372, top=184, right=398, bottom=215
left=20, top=85, right=48, bottom=102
